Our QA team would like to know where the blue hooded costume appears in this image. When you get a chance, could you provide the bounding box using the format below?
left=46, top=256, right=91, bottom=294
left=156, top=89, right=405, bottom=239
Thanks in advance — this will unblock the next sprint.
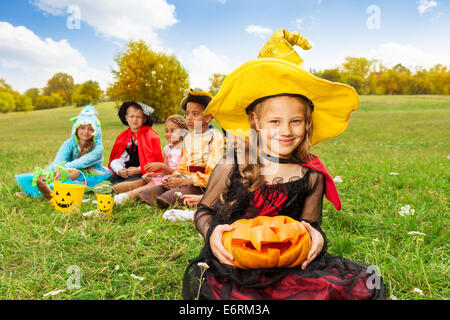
left=16, top=105, right=111, bottom=197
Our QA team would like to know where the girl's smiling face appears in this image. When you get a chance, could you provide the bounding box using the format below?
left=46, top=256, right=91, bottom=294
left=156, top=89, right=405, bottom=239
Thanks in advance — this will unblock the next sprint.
left=252, top=96, right=307, bottom=158
left=76, top=124, right=95, bottom=143
left=165, top=120, right=185, bottom=144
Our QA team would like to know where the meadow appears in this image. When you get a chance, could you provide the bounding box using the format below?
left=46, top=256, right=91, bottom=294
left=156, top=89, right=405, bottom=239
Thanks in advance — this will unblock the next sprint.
left=0, top=95, right=448, bottom=300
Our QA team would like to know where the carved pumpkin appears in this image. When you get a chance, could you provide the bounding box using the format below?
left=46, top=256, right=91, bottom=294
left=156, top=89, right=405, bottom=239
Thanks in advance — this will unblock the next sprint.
left=96, top=194, right=113, bottom=215
left=223, top=215, right=311, bottom=269
left=50, top=181, right=85, bottom=212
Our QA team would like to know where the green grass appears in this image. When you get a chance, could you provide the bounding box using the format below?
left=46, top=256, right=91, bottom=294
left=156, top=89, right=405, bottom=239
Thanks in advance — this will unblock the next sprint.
left=0, top=95, right=449, bottom=300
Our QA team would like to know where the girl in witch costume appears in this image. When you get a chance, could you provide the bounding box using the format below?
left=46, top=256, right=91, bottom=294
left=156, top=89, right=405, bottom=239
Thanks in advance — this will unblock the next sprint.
left=182, top=30, right=386, bottom=300
left=108, top=101, right=164, bottom=184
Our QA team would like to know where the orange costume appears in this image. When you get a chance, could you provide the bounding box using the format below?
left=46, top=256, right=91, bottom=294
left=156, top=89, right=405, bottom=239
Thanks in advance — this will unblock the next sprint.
left=172, top=125, right=226, bottom=188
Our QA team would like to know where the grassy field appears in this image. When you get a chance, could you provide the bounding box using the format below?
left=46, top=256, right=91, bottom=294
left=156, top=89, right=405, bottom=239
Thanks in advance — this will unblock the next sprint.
left=0, top=95, right=448, bottom=300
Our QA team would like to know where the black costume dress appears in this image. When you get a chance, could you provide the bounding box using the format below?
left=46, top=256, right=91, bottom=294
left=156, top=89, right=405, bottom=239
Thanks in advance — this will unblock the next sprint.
left=182, top=156, right=386, bottom=300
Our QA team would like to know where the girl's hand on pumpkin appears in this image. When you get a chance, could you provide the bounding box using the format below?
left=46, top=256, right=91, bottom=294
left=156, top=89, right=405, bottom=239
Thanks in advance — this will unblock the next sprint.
left=210, top=224, right=235, bottom=266
left=300, top=221, right=324, bottom=270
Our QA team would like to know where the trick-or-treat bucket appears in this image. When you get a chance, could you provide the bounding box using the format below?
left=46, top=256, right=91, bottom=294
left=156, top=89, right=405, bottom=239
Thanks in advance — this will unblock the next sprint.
left=51, top=180, right=86, bottom=212
left=96, top=194, right=114, bottom=215
left=15, top=173, right=42, bottom=198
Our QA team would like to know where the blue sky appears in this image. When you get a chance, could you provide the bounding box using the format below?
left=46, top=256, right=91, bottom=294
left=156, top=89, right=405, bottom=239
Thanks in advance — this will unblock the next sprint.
left=0, top=0, right=448, bottom=93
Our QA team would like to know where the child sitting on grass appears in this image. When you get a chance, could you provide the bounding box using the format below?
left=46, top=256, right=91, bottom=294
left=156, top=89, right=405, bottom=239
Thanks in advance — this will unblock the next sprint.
left=139, top=90, right=226, bottom=209
left=15, top=105, right=111, bottom=199
left=108, top=101, right=164, bottom=184
left=112, top=115, right=189, bottom=204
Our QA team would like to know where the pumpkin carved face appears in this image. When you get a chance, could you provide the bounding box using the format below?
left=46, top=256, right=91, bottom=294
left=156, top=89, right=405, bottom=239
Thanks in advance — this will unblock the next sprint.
left=222, top=215, right=311, bottom=269
left=96, top=194, right=113, bottom=215
left=50, top=181, right=85, bottom=212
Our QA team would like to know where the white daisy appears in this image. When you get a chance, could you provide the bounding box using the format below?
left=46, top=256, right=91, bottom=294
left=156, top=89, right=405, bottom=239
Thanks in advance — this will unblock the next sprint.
left=130, top=274, right=145, bottom=281
left=399, top=205, right=415, bottom=216
left=333, top=176, right=343, bottom=183
left=413, top=288, right=424, bottom=295
left=407, top=231, right=426, bottom=236
left=43, top=289, right=66, bottom=297
left=197, top=262, right=210, bottom=269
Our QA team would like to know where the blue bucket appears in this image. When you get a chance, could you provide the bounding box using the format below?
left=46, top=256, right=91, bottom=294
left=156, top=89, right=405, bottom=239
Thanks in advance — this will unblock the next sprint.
left=15, top=173, right=43, bottom=198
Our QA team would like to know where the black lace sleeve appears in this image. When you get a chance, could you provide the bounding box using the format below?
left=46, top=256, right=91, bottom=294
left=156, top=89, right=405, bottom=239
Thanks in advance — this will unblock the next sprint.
left=194, top=162, right=234, bottom=239
left=301, top=170, right=328, bottom=257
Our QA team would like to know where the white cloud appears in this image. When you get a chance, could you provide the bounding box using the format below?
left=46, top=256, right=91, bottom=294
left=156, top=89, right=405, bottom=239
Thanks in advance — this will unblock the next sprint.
left=180, top=45, right=232, bottom=91
left=31, top=0, right=177, bottom=49
left=417, top=0, right=437, bottom=15
left=245, top=25, right=273, bottom=39
left=0, top=22, right=109, bottom=92
left=295, top=19, right=304, bottom=30
left=366, top=42, right=448, bottom=69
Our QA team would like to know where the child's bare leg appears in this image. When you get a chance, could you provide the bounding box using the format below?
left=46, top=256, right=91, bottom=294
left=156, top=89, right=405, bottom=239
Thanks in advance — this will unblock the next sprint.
left=36, top=179, right=52, bottom=200
left=127, top=181, right=157, bottom=200
left=112, top=179, right=146, bottom=193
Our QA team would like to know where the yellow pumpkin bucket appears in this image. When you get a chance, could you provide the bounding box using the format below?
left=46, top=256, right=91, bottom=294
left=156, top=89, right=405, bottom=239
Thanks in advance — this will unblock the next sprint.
left=96, top=194, right=114, bottom=215
left=50, top=181, right=86, bottom=212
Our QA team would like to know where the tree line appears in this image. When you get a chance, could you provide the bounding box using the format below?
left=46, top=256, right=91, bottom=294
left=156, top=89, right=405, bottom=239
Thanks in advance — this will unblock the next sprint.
left=311, top=57, right=450, bottom=95
left=1, top=41, right=449, bottom=116
left=0, top=74, right=103, bottom=113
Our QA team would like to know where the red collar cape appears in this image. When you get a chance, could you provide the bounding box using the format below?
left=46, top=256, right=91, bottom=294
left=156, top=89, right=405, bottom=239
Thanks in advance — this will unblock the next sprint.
left=108, top=126, right=164, bottom=174
left=301, top=155, right=341, bottom=211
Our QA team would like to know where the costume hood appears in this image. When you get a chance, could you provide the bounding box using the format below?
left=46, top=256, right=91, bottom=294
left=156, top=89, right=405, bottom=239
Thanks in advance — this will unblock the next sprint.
left=70, top=104, right=102, bottom=145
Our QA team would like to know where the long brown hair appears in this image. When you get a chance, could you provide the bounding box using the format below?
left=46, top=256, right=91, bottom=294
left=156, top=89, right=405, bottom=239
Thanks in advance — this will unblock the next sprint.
left=76, top=125, right=95, bottom=158
left=241, top=95, right=313, bottom=193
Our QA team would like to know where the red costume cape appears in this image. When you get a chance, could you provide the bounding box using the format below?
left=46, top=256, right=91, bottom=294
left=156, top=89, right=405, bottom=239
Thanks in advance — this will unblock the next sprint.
left=301, top=155, right=341, bottom=210
left=108, top=126, right=164, bottom=175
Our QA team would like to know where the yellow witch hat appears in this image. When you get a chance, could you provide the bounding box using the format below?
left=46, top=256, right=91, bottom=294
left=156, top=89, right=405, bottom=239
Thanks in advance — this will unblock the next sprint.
left=204, top=29, right=359, bottom=145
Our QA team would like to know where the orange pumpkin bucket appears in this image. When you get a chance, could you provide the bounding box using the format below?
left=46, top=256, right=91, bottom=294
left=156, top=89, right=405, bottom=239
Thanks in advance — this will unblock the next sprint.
left=50, top=181, right=86, bottom=213
left=223, top=215, right=311, bottom=269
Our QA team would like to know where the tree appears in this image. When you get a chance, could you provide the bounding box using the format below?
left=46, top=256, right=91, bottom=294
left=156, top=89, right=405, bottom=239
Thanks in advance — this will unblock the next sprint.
left=109, top=40, right=190, bottom=122
left=43, top=72, right=75, bottom=105
left=72, top=81, right=103, bottom=106
left=208, top=73, right=226, bottom=96
left=35, top=93, right=64, bottom=109
left=24, top=88, right=41, bottom=106
left=0, top=92, right=15, bottom=113
left=341, top=57, right=374, bottom=80
left=314, top=68, right=342, bottom=82
left=0, top=79, right=14, bottom=93
left=340, top=57, right=375, bottom=94
left=15, top=95, right=34, bottom=112
left=342, top=75, right=365, bottom=94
